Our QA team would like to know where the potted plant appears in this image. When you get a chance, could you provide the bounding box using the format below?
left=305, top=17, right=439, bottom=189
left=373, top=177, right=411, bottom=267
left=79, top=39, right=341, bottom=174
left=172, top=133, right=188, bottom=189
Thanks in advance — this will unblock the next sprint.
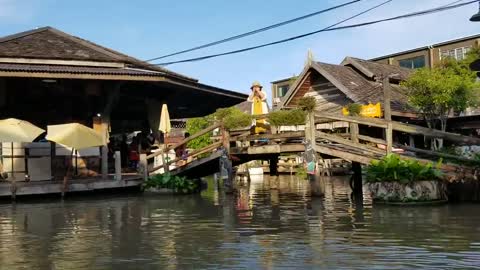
left=366, top=154, right=447, bottom=204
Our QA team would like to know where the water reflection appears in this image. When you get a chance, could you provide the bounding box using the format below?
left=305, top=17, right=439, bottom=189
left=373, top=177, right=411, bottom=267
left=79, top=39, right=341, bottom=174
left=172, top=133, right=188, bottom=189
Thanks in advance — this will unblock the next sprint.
left=0, top=176, right=478, bottom=269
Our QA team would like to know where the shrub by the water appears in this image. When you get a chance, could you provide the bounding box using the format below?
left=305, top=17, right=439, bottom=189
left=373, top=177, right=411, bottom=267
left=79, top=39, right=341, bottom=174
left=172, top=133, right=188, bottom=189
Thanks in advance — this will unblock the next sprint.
left=346, top=103, right=362, bottom=116
left=366, top=154, right=443, bottom=184
left=215, top=107, right=252, bottom=130
left=143, top=173, right=199, bottom=194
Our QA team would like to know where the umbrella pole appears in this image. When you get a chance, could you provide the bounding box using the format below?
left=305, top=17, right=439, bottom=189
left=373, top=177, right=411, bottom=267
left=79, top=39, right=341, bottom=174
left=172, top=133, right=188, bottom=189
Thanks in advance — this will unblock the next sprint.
left=62, top=148, right=74, bottom=198
left=10, top=142, right=16, bottom=200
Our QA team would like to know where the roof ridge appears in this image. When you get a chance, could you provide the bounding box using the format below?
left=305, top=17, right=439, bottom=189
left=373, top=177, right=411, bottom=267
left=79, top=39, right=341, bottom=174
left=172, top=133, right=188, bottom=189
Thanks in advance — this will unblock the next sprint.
left=0, top=26, right=52, bottom=44
left=0, top=26, right=197, bottom=82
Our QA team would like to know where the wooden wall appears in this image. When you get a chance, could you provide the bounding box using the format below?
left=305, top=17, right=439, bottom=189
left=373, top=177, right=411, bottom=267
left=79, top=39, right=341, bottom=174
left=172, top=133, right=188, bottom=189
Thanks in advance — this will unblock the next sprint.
left=287, top=71, right=352, bottom=114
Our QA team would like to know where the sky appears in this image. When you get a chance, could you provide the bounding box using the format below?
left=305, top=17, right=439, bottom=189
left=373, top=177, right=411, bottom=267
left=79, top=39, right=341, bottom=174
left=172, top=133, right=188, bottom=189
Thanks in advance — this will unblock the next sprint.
left=0, top=0, right=479, bottom=98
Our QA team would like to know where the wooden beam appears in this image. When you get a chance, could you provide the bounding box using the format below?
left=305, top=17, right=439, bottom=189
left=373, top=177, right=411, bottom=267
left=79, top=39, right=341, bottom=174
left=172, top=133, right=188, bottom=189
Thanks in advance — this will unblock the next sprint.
left=316, top=131, right=385, bottom=155
left=358, top=134, right=387, bottom=145
left=315, top=113, right=388, bottom=128
left=386, top=122, right=393, bottom=154
left=233, top=131, right=305, bottom=142
left=314, top=144, right=374, bottom=165
left=394, top=143, right=475, bottom=163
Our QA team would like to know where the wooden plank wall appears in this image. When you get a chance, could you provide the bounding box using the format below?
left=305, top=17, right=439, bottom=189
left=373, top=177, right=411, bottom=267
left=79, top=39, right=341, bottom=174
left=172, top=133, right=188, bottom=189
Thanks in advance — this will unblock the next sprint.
left=304, top=73, right=351, bottom=114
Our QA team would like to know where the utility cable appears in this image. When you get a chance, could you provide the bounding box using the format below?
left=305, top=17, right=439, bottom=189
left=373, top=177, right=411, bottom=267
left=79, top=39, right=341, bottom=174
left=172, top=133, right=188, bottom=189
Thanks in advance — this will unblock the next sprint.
left=145, top=0, right=362, bottom=61
left=156, top=0, right=477, bottom=66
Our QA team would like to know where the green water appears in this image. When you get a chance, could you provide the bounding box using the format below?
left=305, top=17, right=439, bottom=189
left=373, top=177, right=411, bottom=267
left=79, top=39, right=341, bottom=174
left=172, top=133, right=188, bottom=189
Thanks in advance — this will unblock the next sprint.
left=0, top=176, right=479, bottom=269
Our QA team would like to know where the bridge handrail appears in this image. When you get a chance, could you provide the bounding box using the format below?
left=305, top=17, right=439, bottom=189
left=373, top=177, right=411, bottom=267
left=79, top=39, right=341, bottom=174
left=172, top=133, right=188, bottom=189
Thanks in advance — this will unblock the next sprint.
left=146, top=122, right=221, bottom=160
left=315, top=111, right=480, bottom=145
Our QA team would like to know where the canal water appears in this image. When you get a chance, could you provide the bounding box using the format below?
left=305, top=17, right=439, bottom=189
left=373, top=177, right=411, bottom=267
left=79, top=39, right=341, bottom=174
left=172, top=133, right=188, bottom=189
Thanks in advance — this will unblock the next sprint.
left=0, top=176, right=479, bottom=269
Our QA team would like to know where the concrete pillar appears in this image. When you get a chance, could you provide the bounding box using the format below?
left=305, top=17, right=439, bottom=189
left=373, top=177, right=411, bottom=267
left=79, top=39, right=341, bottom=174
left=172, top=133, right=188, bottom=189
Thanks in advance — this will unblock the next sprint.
left=114, top=151, right=122, bottom=181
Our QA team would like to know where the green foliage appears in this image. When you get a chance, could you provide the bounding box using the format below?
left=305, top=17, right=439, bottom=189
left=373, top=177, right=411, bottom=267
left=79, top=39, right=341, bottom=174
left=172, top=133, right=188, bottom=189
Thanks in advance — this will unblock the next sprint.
left=186, top=116, right=213, bottom=150
left=366, top=154, right=443, bottom=184
left=143, top=173, right=199, bottom=194
left=267, top=109, right=306, bottom=126
left=214, top=107, right=252, bottom=129
left=295, top=166, right=308, bottom=180
left=346, top=103, right=362, bottom=116
left=401, top=55, right=479, bottom=132
left=298, top=96, right=317, bottom=112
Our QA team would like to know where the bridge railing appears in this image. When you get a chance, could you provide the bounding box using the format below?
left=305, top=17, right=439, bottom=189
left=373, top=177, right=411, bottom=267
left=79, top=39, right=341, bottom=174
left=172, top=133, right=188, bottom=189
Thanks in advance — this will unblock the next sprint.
left=146, top=122, right=223, bottom=174
left=314, top=111, right=480, bottom=165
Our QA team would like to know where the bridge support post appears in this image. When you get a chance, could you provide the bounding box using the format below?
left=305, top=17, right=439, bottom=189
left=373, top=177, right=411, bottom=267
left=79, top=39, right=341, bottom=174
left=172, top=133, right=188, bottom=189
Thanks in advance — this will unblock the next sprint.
left=269, top=155, right=279, bottom=177
left=219, top=150, right=234, bottom=194
left=351, top=162, right=362, bottom=197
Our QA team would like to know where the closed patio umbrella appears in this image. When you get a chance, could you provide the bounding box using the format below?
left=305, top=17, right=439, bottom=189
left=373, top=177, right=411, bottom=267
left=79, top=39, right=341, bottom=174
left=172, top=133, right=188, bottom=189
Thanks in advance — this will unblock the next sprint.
left=158, top=104, right=171, bottom=172
left=0, top=118, right=45, bottom=191
left=159, top=104, right=171, bottom=134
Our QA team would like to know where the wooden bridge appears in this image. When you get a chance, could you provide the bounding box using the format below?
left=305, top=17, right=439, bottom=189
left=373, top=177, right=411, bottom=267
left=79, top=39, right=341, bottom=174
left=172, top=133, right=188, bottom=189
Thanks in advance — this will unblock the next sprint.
left=146, top=111, right=480, bottom=191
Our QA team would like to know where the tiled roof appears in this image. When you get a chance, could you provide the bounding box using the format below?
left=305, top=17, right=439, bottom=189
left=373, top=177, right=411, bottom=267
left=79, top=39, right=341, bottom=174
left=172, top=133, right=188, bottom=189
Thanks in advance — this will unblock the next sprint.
left=0, top=27, right=194, bottom=81
left=0, top=63, right=164, bottom=76
left=345, top=57, right=412, bottom=81
left=279, top=57, right=415, bottom=114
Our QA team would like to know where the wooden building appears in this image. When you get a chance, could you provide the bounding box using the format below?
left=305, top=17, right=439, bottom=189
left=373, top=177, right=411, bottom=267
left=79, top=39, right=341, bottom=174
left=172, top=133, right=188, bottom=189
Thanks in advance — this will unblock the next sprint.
left=0, top=27, right=247, bottom=133
left=0, top=27, right=247, bottom=191
left=278, top=56, right=415, bottom=119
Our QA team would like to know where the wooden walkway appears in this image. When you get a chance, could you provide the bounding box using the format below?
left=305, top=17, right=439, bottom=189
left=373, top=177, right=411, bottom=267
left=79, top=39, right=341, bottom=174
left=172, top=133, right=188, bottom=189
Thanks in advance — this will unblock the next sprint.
left=147, top=111, right=480, bottom=183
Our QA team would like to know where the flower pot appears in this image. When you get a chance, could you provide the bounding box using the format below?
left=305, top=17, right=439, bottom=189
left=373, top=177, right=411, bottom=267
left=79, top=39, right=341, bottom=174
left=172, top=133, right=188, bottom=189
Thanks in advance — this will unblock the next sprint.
left=367, top=180, right=447, bottom=203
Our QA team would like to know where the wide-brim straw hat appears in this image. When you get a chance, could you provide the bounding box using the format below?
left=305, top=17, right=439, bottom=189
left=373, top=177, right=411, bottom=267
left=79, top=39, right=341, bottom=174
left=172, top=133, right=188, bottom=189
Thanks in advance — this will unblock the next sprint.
left=250, top=81, right=263, bottom=89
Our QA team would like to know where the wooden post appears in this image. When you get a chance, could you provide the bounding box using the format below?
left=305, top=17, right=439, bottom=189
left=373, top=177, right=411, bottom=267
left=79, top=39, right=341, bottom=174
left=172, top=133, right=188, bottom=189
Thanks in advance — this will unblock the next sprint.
left=222, top=126, right=230, bottom=154
left=269, top=155, right=279, bottom=176
left=383, top=76, right=393, bottom=155
left=219, top=149, right=233, bottom=194
left=305, top=111, right=316, bottom=142
left=409, top=135, right=415, bottom=148
left=101, top=145, right=108, bottom=180
left=351, top=162, right=362, bottom=197
left=386, top=123, right=393, bottom=154
left=139, top=154, right=148, bottom=182
left=114, top=151, right=122, bottom=181
left=350, top=123, right=359, bottom=143
left=161, top=149, right=169, bottom=173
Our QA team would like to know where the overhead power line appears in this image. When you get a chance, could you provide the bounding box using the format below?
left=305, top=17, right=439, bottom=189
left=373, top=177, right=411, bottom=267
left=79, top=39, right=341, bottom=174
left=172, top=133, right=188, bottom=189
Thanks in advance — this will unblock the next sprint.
left=145, top=0, right=362, bottom=62
left=156, top=0, right=477, bottom=66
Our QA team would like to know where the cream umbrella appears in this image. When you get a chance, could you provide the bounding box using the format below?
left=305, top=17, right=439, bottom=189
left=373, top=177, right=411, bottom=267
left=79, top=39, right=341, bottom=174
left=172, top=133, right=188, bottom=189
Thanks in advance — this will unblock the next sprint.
left=159, top=104, right=171, bottom=134
left=158, top=104, right=171, bottom=172
left=46, top=123, right=105, bottom=197
left=46, top=123, right=105, bottom=150
left=0, top=118, right=45, bottom=184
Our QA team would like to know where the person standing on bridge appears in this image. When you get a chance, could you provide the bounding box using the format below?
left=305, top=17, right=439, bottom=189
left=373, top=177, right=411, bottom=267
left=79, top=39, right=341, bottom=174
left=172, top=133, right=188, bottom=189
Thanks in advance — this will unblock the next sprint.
left=247, top=81, right=269, bottom=135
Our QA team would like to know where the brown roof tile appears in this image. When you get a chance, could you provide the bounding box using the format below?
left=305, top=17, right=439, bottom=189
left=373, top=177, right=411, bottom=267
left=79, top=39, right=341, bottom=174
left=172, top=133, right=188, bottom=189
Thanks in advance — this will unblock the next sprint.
left=0, top=27, right=195, bottom=82
left=0, top=63, right=163, bottom=76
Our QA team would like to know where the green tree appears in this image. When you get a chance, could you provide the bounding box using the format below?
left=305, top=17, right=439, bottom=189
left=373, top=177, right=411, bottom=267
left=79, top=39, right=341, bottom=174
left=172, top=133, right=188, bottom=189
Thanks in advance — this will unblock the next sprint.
left=401, top=51, right=479, bottom=149
left=186, top=116, right=213, bottom=149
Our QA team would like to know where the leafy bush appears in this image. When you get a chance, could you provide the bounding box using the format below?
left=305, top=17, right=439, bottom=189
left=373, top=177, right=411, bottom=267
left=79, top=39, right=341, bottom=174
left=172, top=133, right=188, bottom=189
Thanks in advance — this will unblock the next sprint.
left=267, top=109, right=306, bottom=126
left=298, top=96, right=317, bottom=112
left=143, top=173, right=199, bottom=194
left=346, top=103, right=362, bottom=116
left=215, top=107, right=252, bottom=129
left=295, top=166, right=308, bottom=180
left=366, top=154, right=443, bottom=184
left=186, top=116, right=213, bottom=150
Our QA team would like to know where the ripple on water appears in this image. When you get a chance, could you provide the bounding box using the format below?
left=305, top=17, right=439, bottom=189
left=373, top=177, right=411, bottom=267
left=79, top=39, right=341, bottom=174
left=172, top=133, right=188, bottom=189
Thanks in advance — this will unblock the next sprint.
left=0, top=176, right=478, bottom=269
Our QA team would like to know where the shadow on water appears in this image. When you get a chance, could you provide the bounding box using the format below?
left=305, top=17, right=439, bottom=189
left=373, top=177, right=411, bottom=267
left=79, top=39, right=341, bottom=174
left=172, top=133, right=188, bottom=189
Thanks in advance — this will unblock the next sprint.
left=0, top=175, right=479, bottom=269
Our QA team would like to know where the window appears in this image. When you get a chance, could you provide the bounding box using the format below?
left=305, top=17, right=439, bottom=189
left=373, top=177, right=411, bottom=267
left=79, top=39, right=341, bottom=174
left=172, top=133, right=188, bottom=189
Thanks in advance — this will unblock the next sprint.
left=441, top=46, right=471, bottom=61
left=276, top=85, right=289, bottom=98
left=399, top=56, right=426, bottom=69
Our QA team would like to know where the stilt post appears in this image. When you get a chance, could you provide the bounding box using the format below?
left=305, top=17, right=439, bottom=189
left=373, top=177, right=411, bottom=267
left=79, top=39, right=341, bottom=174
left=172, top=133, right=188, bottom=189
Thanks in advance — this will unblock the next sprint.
left=114, top=151, right=122, bottom=181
